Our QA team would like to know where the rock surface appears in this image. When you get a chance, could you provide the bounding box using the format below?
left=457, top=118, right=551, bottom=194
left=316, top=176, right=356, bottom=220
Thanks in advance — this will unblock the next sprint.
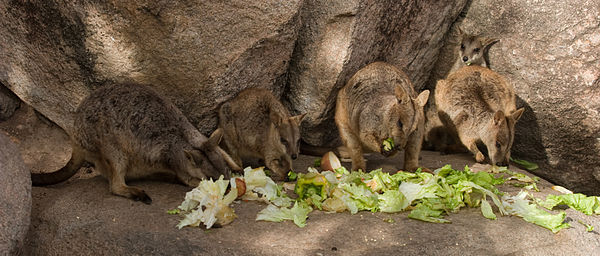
left=0, top=0, right=302, bottom=135
left=285, top=0, right=468, bottom=146
left=0, top=82, right=19, bottom=121
left=24, top=152, right=600, bottom=255
left=0, top=133, right=31, bottom=255
left=428, top=0, right=600, bottom=194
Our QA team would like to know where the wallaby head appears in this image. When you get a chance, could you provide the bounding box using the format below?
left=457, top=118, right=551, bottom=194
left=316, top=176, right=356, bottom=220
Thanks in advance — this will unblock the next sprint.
left=267, top=111, right=306, bottom=179
left=385, top=87, right=429, bottom=151
left=187, top=128, right=237, bottom=179
left=457, top=27, right=498, bottom=68
left=481, top=108, right=524, bottom=166
left=271, top=112, right=306, bottom=160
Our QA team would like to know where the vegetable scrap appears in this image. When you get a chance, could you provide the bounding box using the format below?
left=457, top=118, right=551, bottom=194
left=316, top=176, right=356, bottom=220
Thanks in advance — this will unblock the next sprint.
left=382, top=138, right=395, bottom=152
left=173, top=153, right=598, bottom=233
left=510, top=157, right=539, bottom=171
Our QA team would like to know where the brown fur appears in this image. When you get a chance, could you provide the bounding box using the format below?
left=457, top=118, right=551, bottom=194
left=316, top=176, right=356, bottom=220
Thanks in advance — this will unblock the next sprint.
left=450, top=28, right=498, bottom=73
left=335, top=62, right=429, bottom=171
left=424, top=29, right=498, bottom=153
left=435, top=66, right=524, bottom=166
left=31, top=83, right=241, bottom=204
left=218, top=88, right=305, bottom=180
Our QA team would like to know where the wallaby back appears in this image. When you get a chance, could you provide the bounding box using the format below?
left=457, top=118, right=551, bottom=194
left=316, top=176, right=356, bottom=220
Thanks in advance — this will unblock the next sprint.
left=435, top=66, right=524, bottom=165
left=218, top=88, right=305, bottom=180
left=335, top=62, right=429, bottom=171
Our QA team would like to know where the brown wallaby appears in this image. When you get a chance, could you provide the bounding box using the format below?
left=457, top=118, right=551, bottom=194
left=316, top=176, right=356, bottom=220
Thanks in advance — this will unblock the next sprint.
left=435, top=65, right=524, bottom=166
left=450, top=28, right=498, bottom=73
left=423, top=29, right=498, bottom=154
left=218, top=88, right=305, bottom=181
left=31, top=83, right=241, bottom=204
left=335, top=62, right=429, bottom=172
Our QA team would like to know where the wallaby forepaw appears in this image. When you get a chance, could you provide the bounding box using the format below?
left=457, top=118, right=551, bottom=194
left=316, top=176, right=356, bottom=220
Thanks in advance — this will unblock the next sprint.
left=475, top=152, right=485, bottom=163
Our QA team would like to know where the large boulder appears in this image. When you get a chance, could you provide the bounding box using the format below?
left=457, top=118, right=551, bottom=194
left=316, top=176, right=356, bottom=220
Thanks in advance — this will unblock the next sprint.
left=0, top=133, right=31, bottom=255
left=285, top=0, right=468, bottom=146
left=428, top=0, right=600, bottom=194
left=0, top=82, right=19, bottom=121
left=0, top=0, right=302, bottom=135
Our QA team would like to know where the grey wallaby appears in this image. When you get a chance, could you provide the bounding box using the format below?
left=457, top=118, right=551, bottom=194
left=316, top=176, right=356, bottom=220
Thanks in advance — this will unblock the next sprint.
left=218, top=88, right=305, bottom=180
left=32, top=83, right=241, bottom=204
left=335, top=62, right=429, bottom=172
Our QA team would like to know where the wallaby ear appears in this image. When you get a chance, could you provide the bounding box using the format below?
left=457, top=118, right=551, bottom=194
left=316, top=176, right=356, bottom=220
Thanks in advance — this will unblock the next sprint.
left=290, top=113, right=306, bottom=124
left=270, top=110, right=283, bottom=127
left=217, top=147, right=242, bottom=172
left=511, top=108, right=525, bottom=121
left=482, top=37, right=499, bottom=49
left=415, top=90, right=430, bottom=108
left=493, top=110, right=505, bottom=125
left=207, top=128, right=224, bottom=147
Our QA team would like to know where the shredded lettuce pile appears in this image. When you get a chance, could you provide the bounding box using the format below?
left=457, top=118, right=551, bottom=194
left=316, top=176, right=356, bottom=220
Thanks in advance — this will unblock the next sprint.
left=174, top=162, right=593, bottom=233
left=176, top=176, right=238, bottom=229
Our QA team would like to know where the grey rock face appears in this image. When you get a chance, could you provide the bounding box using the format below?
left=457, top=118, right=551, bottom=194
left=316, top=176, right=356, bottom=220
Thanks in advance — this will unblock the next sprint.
left=429, top=0, right=600, bottom=194
left=285, top=0, right=468, bottom=146
left=0, top=133, right=31, bottom=255
left=0, top=83, right=20, bottom=121
left=0, top=0, right=302, bottom=135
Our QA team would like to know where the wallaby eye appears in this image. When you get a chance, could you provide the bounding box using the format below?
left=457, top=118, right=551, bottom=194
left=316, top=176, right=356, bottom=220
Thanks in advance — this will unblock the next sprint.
left=460, top=44, right=465, bottom=50
left=496, top=142, right=501, bottom=148
left=474, top=47, right=480, bottom=53
left=397, top=120, right=403, bottom=129
left=280, top=138, right=288, bottom=146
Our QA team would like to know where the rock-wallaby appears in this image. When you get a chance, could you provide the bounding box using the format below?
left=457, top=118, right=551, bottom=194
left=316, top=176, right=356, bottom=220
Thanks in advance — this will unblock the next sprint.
left=450, top=28, right=498, bottom=73
left=31, top=83, right=241, bottom=204
left=335, top=62, right=429, bottom=171
left=218, top=88, right=305, bottom=180
left=435, top=65, right=524, bottom=166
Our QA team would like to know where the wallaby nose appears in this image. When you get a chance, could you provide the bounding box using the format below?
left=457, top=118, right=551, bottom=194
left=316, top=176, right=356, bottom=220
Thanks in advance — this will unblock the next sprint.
left=291, top=154, right=298, bottom=160
left=496, top=161, right=508, bottom=167
left=462, top=56, right=469, bottom=62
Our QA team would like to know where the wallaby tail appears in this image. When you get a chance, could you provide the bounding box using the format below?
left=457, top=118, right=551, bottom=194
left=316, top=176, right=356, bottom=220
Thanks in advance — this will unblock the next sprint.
left=31, top=148, right=85, bottom=186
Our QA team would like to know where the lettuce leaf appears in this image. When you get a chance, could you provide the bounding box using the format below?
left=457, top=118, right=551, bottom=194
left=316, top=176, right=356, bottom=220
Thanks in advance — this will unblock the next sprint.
left=378, top=190, right=407, bottom=213
left=408, top=203, right=451, bottom=223
left=256, top=201, right=313, bottom=227
left=541, top=193, right=600, bottom=215
left=177, top=176, right=237, bottom=229
left=502, top=191, right=571, bottom=233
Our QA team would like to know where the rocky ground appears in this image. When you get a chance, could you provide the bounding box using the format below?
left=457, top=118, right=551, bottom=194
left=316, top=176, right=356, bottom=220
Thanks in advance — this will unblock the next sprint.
left=2, top=106, right=600, bottom=255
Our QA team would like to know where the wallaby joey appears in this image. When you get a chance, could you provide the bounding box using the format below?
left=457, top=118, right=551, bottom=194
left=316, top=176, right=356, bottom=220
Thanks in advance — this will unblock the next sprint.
left=335, top=62, right=429, bottom=172
left=218, top=88, right=305, bottom=181
left=435, top=65, right=524, bottom=166
left=450, top=28, right=498, bottom=73
left=31, top=83, right=241, bottom=204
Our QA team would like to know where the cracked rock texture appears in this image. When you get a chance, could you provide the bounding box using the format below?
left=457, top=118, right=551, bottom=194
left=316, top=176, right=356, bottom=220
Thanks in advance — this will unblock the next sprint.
left=428, top=0, right=600, bottom=194
left=0, top=133, right=31, bottom=255
left=0, top=0, right=302, bottom=135
left=285, top=0, right=468, bottom=146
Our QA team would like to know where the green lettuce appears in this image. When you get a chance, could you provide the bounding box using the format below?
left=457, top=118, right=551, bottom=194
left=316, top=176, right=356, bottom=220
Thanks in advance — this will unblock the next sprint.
left=510, top=157, right=539, bottom=171
left=502, top=191, right=570, bottom=233
left=256, top=201, right=313, bottom=227
left=541, top=193, right=600, bottom=215
left=378, top=190, right=407, bottom=213
left=408, top=203, right=451, bottom=223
